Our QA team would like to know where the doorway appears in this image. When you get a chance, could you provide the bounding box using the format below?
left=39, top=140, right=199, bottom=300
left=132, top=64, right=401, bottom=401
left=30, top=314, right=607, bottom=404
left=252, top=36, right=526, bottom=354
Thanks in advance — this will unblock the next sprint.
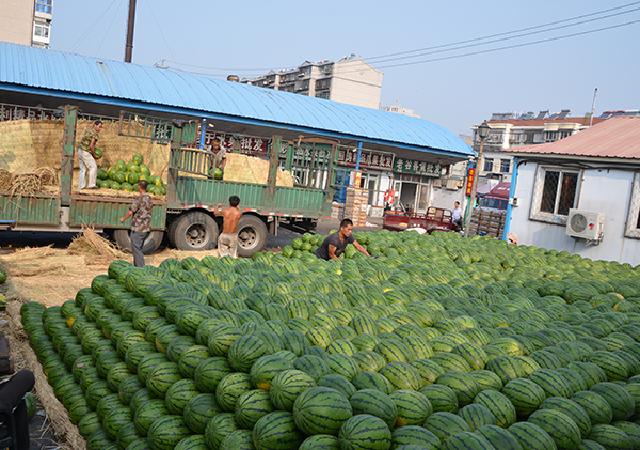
left=399, top=182, right=417, bottom=212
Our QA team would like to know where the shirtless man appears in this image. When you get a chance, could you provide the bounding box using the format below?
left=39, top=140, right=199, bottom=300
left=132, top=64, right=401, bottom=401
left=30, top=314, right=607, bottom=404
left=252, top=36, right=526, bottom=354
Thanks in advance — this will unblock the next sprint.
left=217, top=195, right=241, bottom=258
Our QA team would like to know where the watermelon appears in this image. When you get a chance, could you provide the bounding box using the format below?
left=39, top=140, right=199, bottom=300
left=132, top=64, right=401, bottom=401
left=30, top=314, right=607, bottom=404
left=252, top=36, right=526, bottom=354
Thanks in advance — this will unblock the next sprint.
left=318, top=374, right=357, bottom=398
left=468, top=370, right=503, bottom=391
left=477, top=424, right=523, bottom=450
left=508, top=421, right=557, bottom=450
left=250, top=353, right=294, bottom=390
left=590, top=382, right=635, bottom=421
left=235, top=389, right=274, bottom=428
left=174, top=434, right=207, bottom=450
left=220, top=430, right=254, bottom=450
left=228, top=334, right=269, bottom=373
left=133, top=399, right=167, bottom=436
left=194, top=357, right=231, bottom=393
left=572, top=390, right=614, bottom=425
left=146, top=415, right=191, bottom=450
left=338, top=414, right=391, bottom=450
left=351, top=371, right=393, bottom=394
left=391, top=425, right=441, bottom=449
left=204, top=413, right=237, bottom=450
left=293, top=386, right=353, bottom=435
left=541, top=397, right=592, bottom=438
left=528, top=369, right=573, bottom=399
left=183, top=393, right=219, bottom=434
left=145, top=361, right=181, bottom=398
left=474, top=389, right=517, bottom=428
left=411, top=359, right=446, bottom=386
left=502, top=378, right=546, bottom=417
left=588, top=424, right=634, bottom=450
left=423, top=412, right=470, bottom=442
left=164, top=379, right=199, bottom=415
left=389, top=389, right=433, bottom=427
left=349, top=389, right=397, bottom=429
left=527, top=408, right=582, bottom=449
left=613, top=421, right=640, bottom=449
left=435, top=372, right=480, bottom=406
left=178, top=345, right=210, bottom=378
left=252, top=411, right=304, bottom=450
left=299, top=434, right=340, bottom=450
left=457, top=403, right=497, bottom=431
left=379, top=362, right=421, bottom=390
left=78, top=412, right=102, bottom=437
left=419, top=384, right=459, bottom=414
left=442, top=431, right=496, bottom=449
left=294, top=355, right=331, bottom=380
left=215, top=372, right=253, bottom=412
left=270, top=369, right=316, bottom=411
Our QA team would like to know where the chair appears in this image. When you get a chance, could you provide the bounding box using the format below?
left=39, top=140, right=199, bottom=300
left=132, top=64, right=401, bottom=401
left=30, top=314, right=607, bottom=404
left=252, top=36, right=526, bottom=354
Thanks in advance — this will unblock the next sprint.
left=0, top=370, right=35, bottom=450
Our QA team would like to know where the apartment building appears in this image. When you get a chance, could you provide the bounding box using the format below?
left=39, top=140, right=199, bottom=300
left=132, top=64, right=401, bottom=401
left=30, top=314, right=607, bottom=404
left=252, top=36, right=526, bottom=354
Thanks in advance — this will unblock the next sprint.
left=0, top=0, right=53, bottom=48
left=245, top=55, right=383, bottom=109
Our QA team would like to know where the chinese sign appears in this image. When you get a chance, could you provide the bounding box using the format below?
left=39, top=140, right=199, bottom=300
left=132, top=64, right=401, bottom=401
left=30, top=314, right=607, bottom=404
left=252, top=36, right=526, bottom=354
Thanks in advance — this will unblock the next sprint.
left=465, top=167, right=476, bottom=196
left=337, top=149, right=394, bottom=170
left=394, top=158, right=442, bottom=177
left=203, top=131, right=268, bottom=155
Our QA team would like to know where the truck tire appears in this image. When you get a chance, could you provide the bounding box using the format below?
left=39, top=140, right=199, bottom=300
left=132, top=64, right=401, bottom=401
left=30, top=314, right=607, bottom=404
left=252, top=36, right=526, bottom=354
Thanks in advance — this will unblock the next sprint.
left=113, top=230, right=164, bottom=254
left=171, top=211, right=219, bottom=251
left=237, top=215, right=268, bottom=257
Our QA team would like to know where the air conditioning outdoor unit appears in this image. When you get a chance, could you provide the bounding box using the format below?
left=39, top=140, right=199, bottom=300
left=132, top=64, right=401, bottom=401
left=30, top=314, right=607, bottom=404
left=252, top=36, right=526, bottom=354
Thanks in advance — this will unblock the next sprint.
left=566, top=209, right=605, bottom=241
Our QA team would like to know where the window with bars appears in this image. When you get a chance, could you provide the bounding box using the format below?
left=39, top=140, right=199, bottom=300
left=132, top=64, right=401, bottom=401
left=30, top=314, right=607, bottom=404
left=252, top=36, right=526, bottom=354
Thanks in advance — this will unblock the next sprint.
left=538, top=168, right=579, bottom=216
left=483, top=158, right=494, bottom=172
left=35, top=0, right=52, bottom=14
left=499, top=159, right=511, bottom=173
left=625, top=172, right=640, bottom=238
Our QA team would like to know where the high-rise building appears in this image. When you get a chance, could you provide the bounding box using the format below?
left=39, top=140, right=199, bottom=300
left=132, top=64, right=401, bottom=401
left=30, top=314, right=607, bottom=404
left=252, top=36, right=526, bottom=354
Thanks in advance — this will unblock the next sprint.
left=0, top=0, right=53, bottom=48
left=244, top=55, right=383, bottom=109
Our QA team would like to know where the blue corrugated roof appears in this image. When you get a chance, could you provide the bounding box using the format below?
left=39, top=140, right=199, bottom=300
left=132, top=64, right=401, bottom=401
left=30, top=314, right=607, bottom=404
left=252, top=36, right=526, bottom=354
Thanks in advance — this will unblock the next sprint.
left=0, top=42, right=472, bottom=157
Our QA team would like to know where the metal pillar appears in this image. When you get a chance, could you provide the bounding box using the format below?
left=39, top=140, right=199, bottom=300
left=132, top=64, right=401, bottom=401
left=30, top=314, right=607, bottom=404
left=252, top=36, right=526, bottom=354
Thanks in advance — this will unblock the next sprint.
left=199, top=119, right=207, bottom=149
left=354, top=141, right=363, bottom=171
left=464, top=139, right=485, bottom=232
left=501, top=157, right=519, bottom=241
left=124, top=0, right=137, bottom=62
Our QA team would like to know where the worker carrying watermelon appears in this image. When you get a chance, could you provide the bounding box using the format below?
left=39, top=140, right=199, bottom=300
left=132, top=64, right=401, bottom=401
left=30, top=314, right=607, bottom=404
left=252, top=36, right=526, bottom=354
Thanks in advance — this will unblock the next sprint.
left=315, top=218, right=370, bottom=261
left=77, top=120, right=102, bottom=190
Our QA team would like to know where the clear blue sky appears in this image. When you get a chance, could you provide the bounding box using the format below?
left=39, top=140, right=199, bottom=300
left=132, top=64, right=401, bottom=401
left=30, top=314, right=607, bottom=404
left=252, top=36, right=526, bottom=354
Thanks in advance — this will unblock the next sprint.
left=50, top=0, right=640, bottom=135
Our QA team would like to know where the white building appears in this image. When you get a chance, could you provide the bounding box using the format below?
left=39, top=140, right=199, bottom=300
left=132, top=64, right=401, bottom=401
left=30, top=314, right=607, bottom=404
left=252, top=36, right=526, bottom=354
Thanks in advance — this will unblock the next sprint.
left=0, top=0, right=52, bottom=48
left=508, top=117, right=640, bottom=265
left=245, top=55, right=383, bottom=109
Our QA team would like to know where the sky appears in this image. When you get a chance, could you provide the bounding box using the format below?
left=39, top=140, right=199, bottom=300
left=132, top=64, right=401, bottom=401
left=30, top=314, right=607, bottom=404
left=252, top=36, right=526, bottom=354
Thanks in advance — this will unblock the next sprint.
left=50, top=0, right=640, bottom=135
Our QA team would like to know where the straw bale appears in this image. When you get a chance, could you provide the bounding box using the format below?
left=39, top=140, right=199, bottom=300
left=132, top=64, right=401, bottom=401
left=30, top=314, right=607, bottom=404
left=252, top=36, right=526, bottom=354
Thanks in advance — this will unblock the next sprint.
left=223, top=153, right=294, bottom=187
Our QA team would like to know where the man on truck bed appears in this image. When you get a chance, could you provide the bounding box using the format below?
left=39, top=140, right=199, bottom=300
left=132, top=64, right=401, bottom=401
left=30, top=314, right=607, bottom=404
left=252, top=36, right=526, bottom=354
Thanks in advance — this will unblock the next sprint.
left=78, top=120, right=102, bottom=190
left=315, top=218, right=370, bottom=261
left=120, top=180, right=153, bottom=267
left=217, top=196, right=241, bottom=258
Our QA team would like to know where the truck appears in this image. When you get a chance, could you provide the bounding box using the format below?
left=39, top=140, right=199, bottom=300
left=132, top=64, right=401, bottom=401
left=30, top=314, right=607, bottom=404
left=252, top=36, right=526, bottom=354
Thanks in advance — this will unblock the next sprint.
left=0, top=106, right=337, bottom=257
left=382, top=206, right=457, bottom=234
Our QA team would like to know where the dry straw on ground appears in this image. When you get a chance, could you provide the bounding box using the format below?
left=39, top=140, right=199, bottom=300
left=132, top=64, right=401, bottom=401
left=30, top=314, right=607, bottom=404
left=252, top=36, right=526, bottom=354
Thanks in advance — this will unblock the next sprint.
left=68, top=227, right=127, bottom=261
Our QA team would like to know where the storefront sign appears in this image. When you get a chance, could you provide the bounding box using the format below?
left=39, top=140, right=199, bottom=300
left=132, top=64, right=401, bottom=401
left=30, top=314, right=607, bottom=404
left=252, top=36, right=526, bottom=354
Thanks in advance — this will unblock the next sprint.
left=394, top=158, right=441, bottom=177
left=465, top=167, right=476, bottom=196
left=338, top=149, right=394, bottom=170
left=205, top=132, right=268, bottom=155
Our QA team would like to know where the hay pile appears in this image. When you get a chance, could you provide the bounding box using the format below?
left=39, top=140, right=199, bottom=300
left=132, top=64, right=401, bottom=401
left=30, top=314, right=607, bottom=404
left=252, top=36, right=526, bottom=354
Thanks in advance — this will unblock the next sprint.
left=68, top=228, right=127, bottom=261
left=0, top=167, right=59, bottom=197
left=223, top=153, right=294, bottom=187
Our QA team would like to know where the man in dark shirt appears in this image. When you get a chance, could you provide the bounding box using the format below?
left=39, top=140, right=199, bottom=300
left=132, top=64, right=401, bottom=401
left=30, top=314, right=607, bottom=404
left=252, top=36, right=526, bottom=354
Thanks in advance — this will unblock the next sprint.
left=120, top=180, right=154, bottom=267
left=316, top=218, right=370, bottom=261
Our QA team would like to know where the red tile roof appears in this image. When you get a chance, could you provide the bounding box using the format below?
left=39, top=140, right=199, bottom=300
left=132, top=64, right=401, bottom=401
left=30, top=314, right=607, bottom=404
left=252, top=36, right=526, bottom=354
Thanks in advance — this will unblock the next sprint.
left=510, top=117, right=640, bottom=159
left=487, top=117, right=606, bottom=127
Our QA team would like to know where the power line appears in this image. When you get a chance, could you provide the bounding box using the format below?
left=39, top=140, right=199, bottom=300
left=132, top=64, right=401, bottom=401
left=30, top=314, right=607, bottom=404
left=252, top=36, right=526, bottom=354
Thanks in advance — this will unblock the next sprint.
left=160, top=1, right=640, bottom=75
left=361, top=0, right=640, bottom=62
left=71, top=0, right=119, bottom=52
left=96, top=0, right=122, bottom=55
left=142, top=0, right=177, bottom=61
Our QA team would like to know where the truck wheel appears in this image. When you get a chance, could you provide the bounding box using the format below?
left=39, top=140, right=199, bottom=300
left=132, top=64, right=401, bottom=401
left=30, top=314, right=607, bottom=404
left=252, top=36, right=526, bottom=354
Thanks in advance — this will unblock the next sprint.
left=171, top=211, right=219, bottom=251
left=237, top=215, right=268, bottom=257
left=113, top=230, right=164, bottom=254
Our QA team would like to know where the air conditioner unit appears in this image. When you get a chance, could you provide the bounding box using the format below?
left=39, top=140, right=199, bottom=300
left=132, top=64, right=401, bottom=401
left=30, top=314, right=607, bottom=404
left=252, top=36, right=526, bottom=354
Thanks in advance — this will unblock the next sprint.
left=566, top=209, right=605, bottom=240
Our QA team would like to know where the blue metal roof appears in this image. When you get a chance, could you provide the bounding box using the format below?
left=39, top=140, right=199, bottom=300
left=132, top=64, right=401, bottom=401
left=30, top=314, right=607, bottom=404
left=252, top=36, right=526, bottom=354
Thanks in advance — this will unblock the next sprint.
left=0, top=42, right=472, bottom=157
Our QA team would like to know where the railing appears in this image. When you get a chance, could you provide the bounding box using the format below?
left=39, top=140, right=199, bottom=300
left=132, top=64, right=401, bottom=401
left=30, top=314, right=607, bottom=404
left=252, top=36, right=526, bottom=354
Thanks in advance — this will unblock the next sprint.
left=170, top=147, right=213, bottom=176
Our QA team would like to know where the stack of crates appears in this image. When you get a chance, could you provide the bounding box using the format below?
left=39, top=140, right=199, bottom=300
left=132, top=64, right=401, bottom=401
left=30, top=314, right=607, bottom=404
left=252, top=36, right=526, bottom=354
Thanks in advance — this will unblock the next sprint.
left=467, top=207, right=506, bottom=237
left=344, top=187, right=369, bottom=227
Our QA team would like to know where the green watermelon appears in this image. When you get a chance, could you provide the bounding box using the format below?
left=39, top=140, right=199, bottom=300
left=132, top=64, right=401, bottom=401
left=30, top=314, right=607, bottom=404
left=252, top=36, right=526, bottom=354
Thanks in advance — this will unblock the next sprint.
left=337, top=414, right=391, bottom=450
left=293, top=386, right=353, bottom=435
left=527, top=408, right=582, bottom=449
left=270, top=369, right=316, bottom=411
left=252, top=411, right=304, bottom=450
left=146, top=415, right=190, bottom=450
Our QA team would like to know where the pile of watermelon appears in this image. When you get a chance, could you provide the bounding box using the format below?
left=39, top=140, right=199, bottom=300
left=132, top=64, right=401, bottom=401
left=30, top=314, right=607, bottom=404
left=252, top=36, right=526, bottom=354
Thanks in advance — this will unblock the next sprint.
left=20, top=231, right=640, bottom=450
left=96, top=153, right=166, bottom=195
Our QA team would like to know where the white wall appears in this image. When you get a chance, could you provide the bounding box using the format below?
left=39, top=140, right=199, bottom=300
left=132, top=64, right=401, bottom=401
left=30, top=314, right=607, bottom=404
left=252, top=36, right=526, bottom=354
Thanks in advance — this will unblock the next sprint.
left=431, top=187, right=465, bottom=210
left=331, top=59, right=383, bottom=109
left=510, top=161, right=640, bottom=265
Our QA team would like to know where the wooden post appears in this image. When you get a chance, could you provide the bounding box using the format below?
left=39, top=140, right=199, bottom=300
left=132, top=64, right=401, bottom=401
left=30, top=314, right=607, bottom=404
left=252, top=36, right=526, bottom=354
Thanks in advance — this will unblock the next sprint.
left=323, top=143, right=338, bottom=214
left=60, top=105, right=78, bottom=207
left=166, top=125, right=183, bottom=206
left=285, top=143, right=293, bottom=171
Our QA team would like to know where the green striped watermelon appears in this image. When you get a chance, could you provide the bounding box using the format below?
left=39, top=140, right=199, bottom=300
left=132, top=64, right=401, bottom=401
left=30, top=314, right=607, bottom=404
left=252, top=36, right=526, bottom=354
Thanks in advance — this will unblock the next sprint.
left=252, top=411, right=304, bottom=450
left=174, top=434, right=207, bottom=450
left=220, top=430, right=254, bottom=450
left=270, top=369, right=316, bottom=411
left=572, top=391, right=613, bottom=425
left=133, top=399, right=167, bottom=436
left=528, top=369, right=573, bottom=398
left=502, top=378, right=546, bottom=417
left=177, top=345, right=210, bottom=378
left=613, top=421, right=640, bottom=449
left=183, top=393, right=219, bottom=434
left=541, top=397, right=592, bottom=438
left=588, top=424, right=634, bottom=450
left=423, top=412, right=470, bottom=442
left=78, top=412, right=101, bottom=437
left=411, top=359, right=446, bottom=386
left=293, top=386, right=353, bottom=435
left=146, top=415, right=191, bottom=450
left=293, top=355, right=331, bottom=380
left=351, top=371, right=393, bottom=394
left=193, top=356, right=231, bottom=393
left=590, top=382, right=635, bottom=421
left=419, top=384, right=459, bottom=414
left=349, top=389, right=397, bottom=429
left=337, top=414, right=391, bottom=450
left=389, top=389, right=433, bottom=427
left=164, top=379, right=199, bottom=415
left=457, top=403, right=497, bottom=431
left=204, top=413, right=237, bottom=450
left=452, top=343, right=487, bottom=371
left=318, top=374, right=357, bottom=398
left=528, top=408, right=581, bottom=449
left=145, top=361, right=182, bottom=398
left=299, top=434, right=340, bottom=450
left=508, top=421, right=556, bottom=450
left=477, top=424, right=522, bottom=450
left=379, top=362, right=421, bottom=390
left=228, top=334, right=269, bottom=373
left=468, top=370, right=503, bottom=391
left=391, top=425, right=440, bottom=449
left=436, top=372, right=480, bottom=405
left=325, top=354, right=359, bottom=381
left=250, top=353, right=294, bottom=390
left=578, top=439, right=607, bottom=450
left=235, top=389, right=274, bottom=428
left=215, top=372, right=253, bottom=412
left=442, top=431, right=495, bottom=449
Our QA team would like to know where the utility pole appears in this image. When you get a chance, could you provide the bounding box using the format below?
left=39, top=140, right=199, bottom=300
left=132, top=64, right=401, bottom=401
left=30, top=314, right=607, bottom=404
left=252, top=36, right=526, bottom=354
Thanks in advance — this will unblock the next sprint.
left=589, top=88, right=598, bottom=127
left=464, top=121, right=490, bottom=233
left=124, top=0, right=137, bottom=63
